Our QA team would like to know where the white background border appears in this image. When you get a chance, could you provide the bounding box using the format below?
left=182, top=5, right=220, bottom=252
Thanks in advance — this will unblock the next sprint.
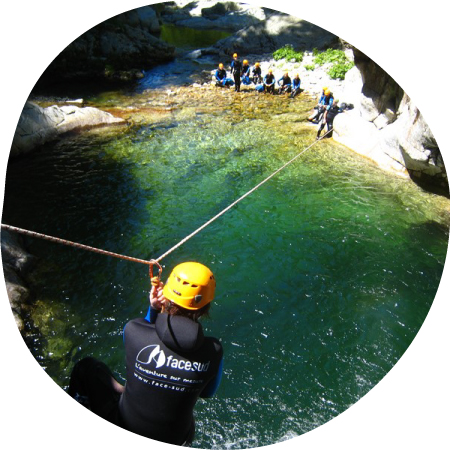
left=1, top=1, right=448, bottom=449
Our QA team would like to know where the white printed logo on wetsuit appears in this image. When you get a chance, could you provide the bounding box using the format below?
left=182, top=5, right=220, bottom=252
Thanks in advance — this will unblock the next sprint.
left=136, top=345, right=210, bottom=372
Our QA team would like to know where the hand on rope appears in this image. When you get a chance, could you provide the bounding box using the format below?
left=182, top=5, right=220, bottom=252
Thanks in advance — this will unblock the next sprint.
left=149, top=277, right=166, bottom=311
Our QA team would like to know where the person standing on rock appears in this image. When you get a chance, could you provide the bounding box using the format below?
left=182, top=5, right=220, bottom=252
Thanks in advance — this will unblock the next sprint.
left=230, top=53, right=243, bottom=92
left=263, top=69, right=276, bottom=94
left=68, top=262, right=223, bottom=446
left=317, top=98, right=342, bottom=140
left=308, top=88, right=333, bottom=123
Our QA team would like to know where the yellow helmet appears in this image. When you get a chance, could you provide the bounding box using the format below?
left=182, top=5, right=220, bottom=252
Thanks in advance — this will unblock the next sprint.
left=163, top=262, right=216, bottom=310
left=324, top=89, right=331, bottom=96
left=243, top=59, right=248, bottom=65
left=255, top=62, right=260, bottom=67
left=233, top=53, right=238, bottom=58
left=218, top=63, right=224, bottom=69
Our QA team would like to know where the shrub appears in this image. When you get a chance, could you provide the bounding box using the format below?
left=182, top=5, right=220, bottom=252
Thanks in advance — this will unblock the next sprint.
left=314, top=48, right=348, bottom=66
left=304, top=64, right=315, bottom=71
left=273, top=45, right=303, bottom=63
left=327, top=62, right=354, bottom=80
left=313, top=49, right=354, bottom=79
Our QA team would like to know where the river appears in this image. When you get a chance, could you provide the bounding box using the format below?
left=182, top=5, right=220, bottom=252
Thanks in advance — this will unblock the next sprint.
left=3, top=33, right=450, bottom=449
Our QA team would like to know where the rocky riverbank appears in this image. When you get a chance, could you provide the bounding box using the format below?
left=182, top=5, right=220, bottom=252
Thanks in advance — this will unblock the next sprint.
left=1, top=230, right=35, bottom=332
left=216, top=47, right=448, bottom=196
left=158, top=2, right=448, bottom=194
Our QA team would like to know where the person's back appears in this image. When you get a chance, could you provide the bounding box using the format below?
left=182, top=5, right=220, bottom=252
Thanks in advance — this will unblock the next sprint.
left=120, top=262, right=223, bottom=445
left=120, top=312, right=222, bottom=444
left=68, top=261, right=223, bottom=446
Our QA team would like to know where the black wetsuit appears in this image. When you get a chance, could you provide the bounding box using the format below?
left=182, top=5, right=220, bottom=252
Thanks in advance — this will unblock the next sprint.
left=263, top=73, right=276, bottom=94
left=317, top=104, right=342, bottom=139
left=69, top=310, right=223, bottom=446
left=231, top=59, right=242, bottom=92
left=252, top=66, right=262, bottom=84
left=120, top=313, right=223, bottom=444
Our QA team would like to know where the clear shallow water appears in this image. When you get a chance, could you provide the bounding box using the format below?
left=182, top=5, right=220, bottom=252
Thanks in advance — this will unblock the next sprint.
left=3, top=86, right=449, bottom=448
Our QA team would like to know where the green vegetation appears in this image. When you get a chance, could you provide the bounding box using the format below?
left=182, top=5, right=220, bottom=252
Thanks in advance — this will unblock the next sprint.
left=273, top=44, right=304, bottom=62
left=327, top=62, right=355, bottom=80
left=313, top=48, right=354, bottom=80
left=304, top=64, right=315, bottom=71
left=314, top=48, right=348, bottom=65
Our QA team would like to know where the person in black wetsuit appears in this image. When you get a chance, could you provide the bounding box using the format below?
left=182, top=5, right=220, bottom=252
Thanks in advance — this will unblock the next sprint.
left=241, top=59, right=251, bottom=85
left=277, top=72, right=292, bottom=94
left=251, top=62, right=262, bottom=84
left=263, top=69, right=276, bottom=94
left=69, top=262, right=223, bottom=446
left=290, top=74, right=301, bottom=98
left=230, top=53, right=242, bottom=92
left=215, top=63, right=233, bottom=88
left=317, top=99, right=343, bottom=140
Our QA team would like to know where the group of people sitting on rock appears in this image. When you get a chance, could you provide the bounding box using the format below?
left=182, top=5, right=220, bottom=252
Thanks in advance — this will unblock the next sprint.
left=214, top=53, right=354, bottom=140
left=214, top=53, right=302, bottom=98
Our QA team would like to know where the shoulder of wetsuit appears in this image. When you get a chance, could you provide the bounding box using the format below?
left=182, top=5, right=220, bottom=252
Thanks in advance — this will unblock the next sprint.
left=155, top=313, right=206, bottom=353
left=124, top=317, right=156, bottom=341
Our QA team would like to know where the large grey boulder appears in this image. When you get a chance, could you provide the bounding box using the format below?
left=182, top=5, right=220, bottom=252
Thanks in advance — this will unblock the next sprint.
left=161, top=1, right=266, bottom=31
left=40, top=6, right=174, bottom=83
left=11, top=102, right=124, bottom=156
left=125, top=6, right=161, bottom=33
left=211, top=12, right=338, bottom=55
left=333, top=48, right=448, bottom=193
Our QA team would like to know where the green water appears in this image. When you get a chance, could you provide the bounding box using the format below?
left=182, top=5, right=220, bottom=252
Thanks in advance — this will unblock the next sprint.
left=3, top=86, right=449, bottom=448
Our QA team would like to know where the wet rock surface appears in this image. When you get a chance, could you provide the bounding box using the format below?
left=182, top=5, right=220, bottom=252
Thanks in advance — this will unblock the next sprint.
left=1, top=230, right=35, bottom=332
left=11, top=102, right=125, bottom=157
left=333, top=47, right=448, bottom=195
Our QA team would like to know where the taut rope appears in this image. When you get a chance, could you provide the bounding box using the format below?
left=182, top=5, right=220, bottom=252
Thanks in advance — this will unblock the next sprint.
left=2, top=129, right=332, bottom=269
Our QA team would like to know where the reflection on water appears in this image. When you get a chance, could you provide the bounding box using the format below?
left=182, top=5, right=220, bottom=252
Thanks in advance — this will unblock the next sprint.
left=3, top=83, right=449, bottom=448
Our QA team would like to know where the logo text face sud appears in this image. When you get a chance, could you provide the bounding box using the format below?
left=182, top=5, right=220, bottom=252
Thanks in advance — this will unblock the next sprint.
left=137, top=345, right=210, bottom=372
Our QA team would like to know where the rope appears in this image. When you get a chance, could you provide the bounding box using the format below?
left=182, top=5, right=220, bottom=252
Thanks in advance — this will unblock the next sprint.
left=154, top=127, right=332, bottom=262
left=1, top=128, right=332, bottom=266
left=0, top=223, right=155, bottom=267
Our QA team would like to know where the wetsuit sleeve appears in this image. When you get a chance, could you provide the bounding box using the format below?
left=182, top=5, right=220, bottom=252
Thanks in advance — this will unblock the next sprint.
left=145, top=306, right=159, bottom=324
left=200, top=358, right=223, bottom=398
left=327, top=97, right=334, bottom=110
